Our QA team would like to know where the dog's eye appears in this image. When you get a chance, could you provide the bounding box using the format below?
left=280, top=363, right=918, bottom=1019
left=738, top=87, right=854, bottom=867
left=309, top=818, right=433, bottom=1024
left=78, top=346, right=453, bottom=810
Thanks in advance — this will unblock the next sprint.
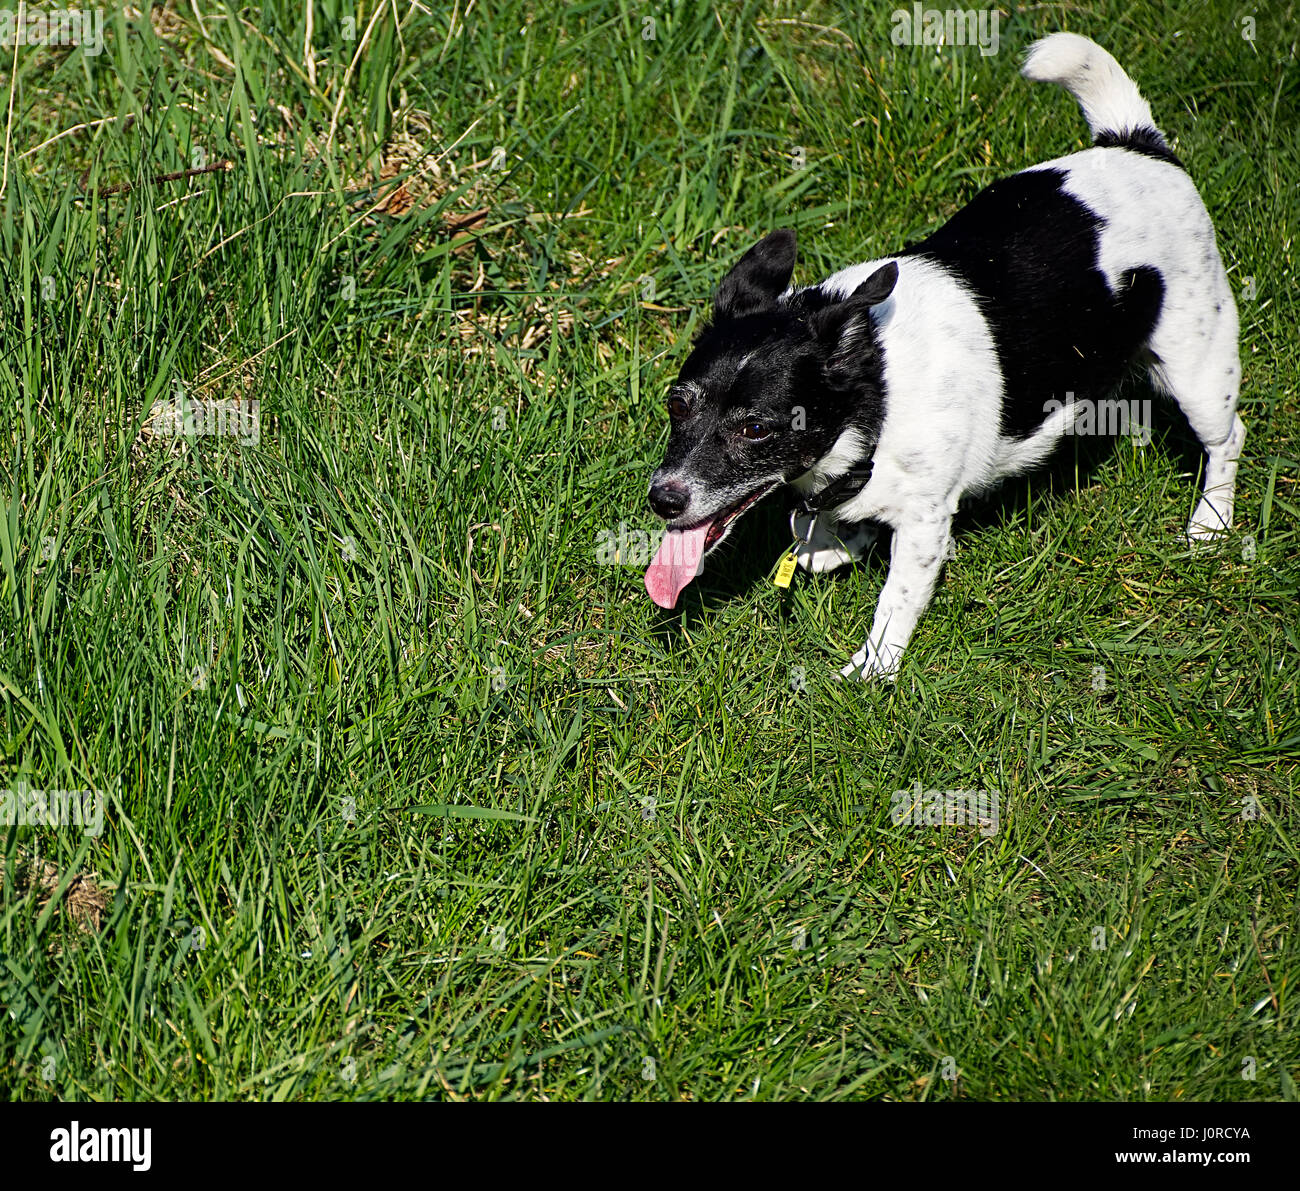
left=667, top=394, right=691, bottom=419
left=740, top=422, right=772, bottom=441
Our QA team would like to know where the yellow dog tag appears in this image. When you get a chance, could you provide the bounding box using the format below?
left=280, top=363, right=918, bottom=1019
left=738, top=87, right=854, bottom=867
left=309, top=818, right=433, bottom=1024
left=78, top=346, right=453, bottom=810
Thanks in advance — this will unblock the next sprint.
left=773, top=551, right=798, bottom=589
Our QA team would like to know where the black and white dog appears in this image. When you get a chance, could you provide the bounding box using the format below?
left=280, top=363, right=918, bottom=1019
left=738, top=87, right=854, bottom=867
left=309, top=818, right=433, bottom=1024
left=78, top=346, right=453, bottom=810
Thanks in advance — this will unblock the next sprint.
left=644, top=33, right=1245, bottom=680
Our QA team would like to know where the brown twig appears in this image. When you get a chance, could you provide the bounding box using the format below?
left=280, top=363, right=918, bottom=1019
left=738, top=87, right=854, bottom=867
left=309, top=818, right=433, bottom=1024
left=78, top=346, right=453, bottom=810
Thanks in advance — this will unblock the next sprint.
left=442, top=206, right=489, bottom=234
left=83, top=158, right=235, bottom=198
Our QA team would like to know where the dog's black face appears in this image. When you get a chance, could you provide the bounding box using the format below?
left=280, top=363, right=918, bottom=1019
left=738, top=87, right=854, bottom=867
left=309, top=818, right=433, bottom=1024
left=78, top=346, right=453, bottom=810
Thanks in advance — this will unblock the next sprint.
left=644, top=230, right=897, bottom=608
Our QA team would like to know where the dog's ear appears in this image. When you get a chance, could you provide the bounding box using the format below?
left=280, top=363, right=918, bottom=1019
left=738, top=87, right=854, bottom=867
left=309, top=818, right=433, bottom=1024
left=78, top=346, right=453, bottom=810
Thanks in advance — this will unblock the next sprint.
left=713, top=229, right=797, bottom=321
left=849, top=261, right=898, bottom=306
left=810, top=262, right=898, bottom=386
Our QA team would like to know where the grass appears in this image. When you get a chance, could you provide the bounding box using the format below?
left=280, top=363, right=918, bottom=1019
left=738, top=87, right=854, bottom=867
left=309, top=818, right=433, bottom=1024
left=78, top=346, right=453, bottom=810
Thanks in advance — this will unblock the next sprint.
left=0, top=0, right=1296, bottom=1101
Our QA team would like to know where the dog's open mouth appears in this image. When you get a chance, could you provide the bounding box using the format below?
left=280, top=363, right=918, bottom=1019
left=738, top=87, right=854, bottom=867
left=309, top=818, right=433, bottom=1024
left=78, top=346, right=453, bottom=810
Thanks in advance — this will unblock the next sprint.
left=644, top=482, right=778, bottom=609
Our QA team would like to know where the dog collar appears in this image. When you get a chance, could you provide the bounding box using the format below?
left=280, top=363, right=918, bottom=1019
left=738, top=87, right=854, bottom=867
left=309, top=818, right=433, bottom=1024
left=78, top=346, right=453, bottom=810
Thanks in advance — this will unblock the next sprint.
left=797, top=456, right=875, bottom=517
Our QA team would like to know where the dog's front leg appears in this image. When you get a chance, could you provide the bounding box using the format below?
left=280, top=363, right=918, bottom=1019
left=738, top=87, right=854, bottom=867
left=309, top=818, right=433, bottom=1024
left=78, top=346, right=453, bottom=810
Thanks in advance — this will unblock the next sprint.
left=840, top=514, right=953, bottom=681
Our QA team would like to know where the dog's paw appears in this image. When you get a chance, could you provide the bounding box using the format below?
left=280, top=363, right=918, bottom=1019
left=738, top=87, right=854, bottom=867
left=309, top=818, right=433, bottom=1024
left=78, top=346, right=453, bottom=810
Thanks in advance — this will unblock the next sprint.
left=837, top=641, right=901, bottom=683
left=799, top=540, right=859, bottom=574
left=1186, top=497, right=1234, bottom=547
left=790, top=513, right=877, bottom=574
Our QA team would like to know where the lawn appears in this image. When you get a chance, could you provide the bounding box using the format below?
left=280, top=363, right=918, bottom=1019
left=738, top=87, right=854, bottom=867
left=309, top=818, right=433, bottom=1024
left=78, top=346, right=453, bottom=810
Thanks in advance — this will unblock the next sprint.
left=0, top=0, right=1296, bottom=1101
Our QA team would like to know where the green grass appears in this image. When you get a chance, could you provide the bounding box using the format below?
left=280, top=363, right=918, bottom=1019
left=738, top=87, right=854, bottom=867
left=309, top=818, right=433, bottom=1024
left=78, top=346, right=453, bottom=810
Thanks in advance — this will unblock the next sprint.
left=0, top=0, right=1296, bottom=1101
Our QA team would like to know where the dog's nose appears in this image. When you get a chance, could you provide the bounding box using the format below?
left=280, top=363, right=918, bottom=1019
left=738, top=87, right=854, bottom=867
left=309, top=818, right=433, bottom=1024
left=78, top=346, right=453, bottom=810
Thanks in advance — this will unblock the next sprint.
left=648, top=479, right=689, bottom=520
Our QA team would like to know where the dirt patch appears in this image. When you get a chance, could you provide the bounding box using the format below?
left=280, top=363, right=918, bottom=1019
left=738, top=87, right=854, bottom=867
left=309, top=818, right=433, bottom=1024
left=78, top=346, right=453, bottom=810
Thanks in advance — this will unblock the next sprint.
left=0, top=853, right=110, bottom=933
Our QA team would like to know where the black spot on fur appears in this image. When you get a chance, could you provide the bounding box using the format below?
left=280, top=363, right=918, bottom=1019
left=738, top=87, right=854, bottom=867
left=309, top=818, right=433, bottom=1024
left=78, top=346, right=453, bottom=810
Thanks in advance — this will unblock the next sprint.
left=903, top=169, right=1165, bottom=439
left=1093, top=128, right=1184, bottom=169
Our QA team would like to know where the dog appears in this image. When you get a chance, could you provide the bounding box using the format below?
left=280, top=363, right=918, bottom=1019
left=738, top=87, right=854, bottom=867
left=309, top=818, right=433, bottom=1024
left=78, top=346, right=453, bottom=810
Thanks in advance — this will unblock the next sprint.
left=644, top=32, right=1245, bottom=680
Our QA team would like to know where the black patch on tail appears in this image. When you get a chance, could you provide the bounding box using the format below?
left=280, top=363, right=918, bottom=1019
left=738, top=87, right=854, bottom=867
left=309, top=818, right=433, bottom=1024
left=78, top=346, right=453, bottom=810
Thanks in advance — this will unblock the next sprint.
left=1093, top=128, right=1184, bottom=169
left=904, top=168, right=1166, bottom=439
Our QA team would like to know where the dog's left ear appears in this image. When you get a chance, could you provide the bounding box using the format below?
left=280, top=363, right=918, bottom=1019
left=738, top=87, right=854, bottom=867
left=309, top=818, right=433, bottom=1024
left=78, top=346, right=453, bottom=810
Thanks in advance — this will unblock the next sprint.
left=811, top=261, right=898, bottom=385
left=848, top=261, right=898, bottom=307
left=714, top=229, right=797, bottom=321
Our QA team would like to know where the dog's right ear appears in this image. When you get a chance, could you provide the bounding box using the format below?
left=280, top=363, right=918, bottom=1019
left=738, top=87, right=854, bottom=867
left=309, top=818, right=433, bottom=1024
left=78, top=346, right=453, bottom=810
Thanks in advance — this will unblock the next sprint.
left=809, top=262, right=898, bottom=390
left=713, top=229, right=796, bottom=321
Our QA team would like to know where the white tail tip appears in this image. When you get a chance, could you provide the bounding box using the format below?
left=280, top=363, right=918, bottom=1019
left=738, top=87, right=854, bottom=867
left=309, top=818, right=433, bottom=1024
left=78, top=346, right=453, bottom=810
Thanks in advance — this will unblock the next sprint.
left=1022, top=32, right=1158, bottom=141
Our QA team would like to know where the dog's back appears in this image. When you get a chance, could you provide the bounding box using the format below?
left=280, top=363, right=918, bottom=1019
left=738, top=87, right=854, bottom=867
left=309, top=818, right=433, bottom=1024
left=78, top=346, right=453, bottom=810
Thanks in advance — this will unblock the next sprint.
left=1020, top=33, right=1243, bottom=543
left=819, top=34, right=1242, bottom=543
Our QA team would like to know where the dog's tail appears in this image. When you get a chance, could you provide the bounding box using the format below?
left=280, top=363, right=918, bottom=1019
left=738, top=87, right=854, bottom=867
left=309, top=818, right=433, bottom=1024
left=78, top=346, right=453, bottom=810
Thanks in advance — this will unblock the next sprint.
left=1022, top=33, right=1172, bottom=156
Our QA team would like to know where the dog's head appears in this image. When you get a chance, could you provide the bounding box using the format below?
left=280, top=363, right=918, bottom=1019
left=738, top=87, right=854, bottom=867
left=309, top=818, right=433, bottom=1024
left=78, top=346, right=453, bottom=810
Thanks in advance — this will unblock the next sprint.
left=644, top=229, right=897, bottom=608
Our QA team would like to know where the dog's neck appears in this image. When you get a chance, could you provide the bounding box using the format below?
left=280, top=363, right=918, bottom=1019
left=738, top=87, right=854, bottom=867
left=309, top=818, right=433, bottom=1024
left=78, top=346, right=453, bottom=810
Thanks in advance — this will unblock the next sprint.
left=790, top=424, right=876, bottom=514
left=795, top=456, right=876, bottom=516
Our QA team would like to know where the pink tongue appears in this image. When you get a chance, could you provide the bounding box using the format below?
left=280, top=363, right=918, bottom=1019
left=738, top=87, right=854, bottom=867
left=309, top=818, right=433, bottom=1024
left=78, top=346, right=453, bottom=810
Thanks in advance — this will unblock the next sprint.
left=645, top=523, right=711, bottom=608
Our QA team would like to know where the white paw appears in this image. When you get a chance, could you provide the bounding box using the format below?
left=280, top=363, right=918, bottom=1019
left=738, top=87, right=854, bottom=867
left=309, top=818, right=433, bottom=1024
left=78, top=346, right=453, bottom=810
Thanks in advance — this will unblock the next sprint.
left=1187, top=498, right=1234, bottom=546
left=798, top=541, right=859, bottom=573
left=837, top=642, right=900, bottom=683
left=790, top=512, right=877, bottom=574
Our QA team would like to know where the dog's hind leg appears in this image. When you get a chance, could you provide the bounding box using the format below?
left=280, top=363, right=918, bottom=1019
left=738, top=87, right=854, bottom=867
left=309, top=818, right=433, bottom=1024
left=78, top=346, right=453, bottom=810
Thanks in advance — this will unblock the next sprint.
left=1187, top=410, right=1247, bottom=542
left=1148, top=289, right=1246, bottom=543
